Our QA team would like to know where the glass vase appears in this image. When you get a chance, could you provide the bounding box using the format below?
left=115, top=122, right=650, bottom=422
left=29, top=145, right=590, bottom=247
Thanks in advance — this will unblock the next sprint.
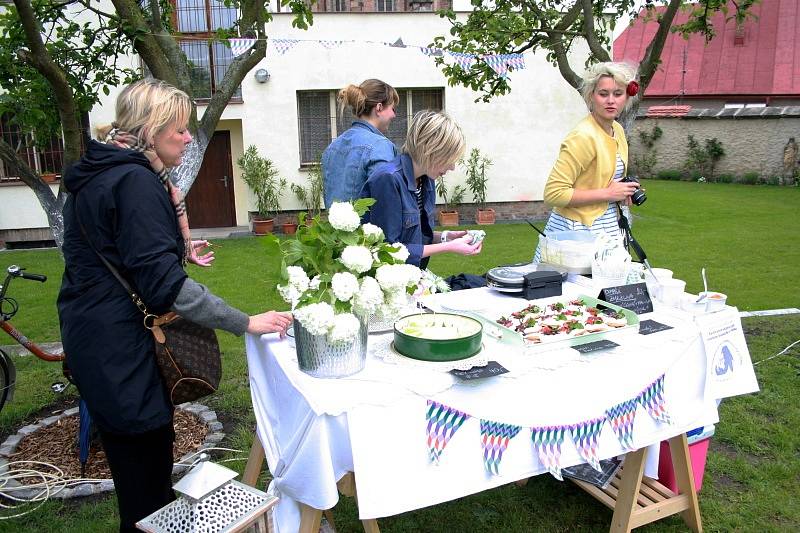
left=294, top=313, right=368, bottom=378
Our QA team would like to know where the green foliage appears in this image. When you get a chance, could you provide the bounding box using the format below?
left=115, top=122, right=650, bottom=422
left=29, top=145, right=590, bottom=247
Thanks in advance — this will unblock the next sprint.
left=685, top=135, right=726, bottom=181
left=656, top=169, right=682, bottom=181
left=291, top=163, right=324, bottom=219
left=718, top=173, right=735, bottom=184
left=436, top=177, right=466, bottom=211
left=237, top=145, right=286, bottom=219
left=461, top=148, right=493, bottom=207
left=738, top=172, right=760, bottom=185
left=638, top=124, right=663, bottom=149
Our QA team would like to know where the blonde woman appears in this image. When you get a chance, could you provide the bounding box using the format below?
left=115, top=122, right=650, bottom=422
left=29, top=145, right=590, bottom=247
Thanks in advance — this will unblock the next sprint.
left=323, top=79, right=400, bottom=207
left=361, top=110, right=482, bottom=269
left=534, top=62, right=642, bottom=262
left=57, top=79, right=292, bottom=531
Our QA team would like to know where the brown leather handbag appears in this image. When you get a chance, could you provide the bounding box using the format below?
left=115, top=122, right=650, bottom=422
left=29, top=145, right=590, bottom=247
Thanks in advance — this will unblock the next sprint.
left=77, top=213, right=222, bottom=405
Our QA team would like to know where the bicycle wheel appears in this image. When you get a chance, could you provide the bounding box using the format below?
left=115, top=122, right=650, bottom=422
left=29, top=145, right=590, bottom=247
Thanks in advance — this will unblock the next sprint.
left=0, top=348, right=16, bottom=412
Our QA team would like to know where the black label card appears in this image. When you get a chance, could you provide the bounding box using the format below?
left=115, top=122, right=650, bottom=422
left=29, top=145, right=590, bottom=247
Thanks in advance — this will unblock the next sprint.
left=638, top=319, right=673, bottom=335
left=598, top=282, right=654, bottom=315
left=450, top=361, right=509, bottom=381
left=573, top=339, right=619, bottom=354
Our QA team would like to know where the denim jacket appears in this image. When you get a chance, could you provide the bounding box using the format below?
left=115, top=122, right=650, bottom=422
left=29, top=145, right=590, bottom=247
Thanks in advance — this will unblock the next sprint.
left=322, top=120, right=398, bottom=208
left=361, top=154, right=436, bottom=268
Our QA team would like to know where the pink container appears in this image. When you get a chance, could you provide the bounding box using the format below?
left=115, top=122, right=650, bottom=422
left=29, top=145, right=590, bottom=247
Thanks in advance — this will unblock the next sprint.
left=657, top=437, right=710, bottom=493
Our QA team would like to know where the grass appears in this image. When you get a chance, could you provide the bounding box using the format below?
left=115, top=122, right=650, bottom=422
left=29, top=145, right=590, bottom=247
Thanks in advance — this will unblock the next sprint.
left=0, top=180, right=798, bottom=531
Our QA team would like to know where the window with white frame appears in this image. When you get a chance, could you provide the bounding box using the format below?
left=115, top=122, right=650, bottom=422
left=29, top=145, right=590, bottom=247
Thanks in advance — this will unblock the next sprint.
left=297, top=88, right=444, bottom=165
left=174, top=0, right=241, bottom=100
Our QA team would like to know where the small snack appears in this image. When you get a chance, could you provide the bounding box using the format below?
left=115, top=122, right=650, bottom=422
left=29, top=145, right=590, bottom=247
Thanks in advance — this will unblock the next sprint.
left=467, top=229, right=486, bottom=245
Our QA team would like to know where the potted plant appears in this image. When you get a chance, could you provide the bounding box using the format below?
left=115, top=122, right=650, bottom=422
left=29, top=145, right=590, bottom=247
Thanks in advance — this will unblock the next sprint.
left=463, top=148, right=495, bottom=224
left=269, top=199, right=422, bottom=378
left=291, top=161, right=324, bottom=226
left=40, top=169, right=58, bottom=183
left=281, top=219, right=298, bottom=235
left=237, top=145, right=286, bottom=235
left=436, top=177, right=466, bottom=226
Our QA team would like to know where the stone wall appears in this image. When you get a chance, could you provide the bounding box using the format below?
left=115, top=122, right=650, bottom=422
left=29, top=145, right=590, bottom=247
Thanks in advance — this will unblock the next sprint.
left=629, top=106, right=800, bottom=181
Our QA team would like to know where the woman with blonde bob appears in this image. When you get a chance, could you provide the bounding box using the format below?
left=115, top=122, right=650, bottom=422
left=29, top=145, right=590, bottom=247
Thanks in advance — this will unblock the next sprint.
left=58, top=79, right=292, bottom=531
left=362, top=110, right=482, bottom=269
left=323, top=78, right=400, bottom=207
left=534, top=62, right=643, bottom=262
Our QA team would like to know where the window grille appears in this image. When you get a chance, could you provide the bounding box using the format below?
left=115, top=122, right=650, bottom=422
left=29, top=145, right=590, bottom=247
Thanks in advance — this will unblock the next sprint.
left=0, top=114, right=64, bottom=182
left=298, top=91, right=333, bottom=165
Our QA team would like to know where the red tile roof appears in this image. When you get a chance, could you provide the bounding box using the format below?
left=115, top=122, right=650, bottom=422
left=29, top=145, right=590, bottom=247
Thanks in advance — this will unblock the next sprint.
left=613, top=0, right=800, bottom=98
left=645, top=105, right=692, bottom=117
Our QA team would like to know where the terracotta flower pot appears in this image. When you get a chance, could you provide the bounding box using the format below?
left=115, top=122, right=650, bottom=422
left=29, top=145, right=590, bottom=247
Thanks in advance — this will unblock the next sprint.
left=282, top=222, right=298, bottom=235
left=41, top=172, right=58, bottom=183
left=476, top=208, right=496, bottom=225
left=252, top=217, right=274, bottom=235
left=438, top=210, right=459, bottom=227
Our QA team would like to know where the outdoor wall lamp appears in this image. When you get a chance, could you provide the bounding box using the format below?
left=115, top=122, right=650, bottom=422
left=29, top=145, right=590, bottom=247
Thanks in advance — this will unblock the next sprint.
left=254, top=68, right=270, bottom=83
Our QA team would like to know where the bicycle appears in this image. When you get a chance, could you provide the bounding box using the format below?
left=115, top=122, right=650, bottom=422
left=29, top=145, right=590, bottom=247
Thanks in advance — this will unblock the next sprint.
left=0, top=265, right=67, bottom=412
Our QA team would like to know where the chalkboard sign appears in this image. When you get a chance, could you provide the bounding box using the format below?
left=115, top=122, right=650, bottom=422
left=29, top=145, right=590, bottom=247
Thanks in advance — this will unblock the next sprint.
left=573, top=339, right=619, bottom=354
left=562, top=457, right=623, bottom=489
left=598, top=282, right=653, bottom=315
left=450, top=361, right=509, bottom=381
left=639, top=319, right=673, bottom=335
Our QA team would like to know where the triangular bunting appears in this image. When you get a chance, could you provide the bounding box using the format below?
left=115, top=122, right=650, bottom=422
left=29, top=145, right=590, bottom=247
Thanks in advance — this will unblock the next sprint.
left=447, top=51, right=476, bottom=72
left=229, top=38, right=257, bottom=58
left=605, top=399, right=638, bottom=450
left=569, top=417, right=606, bottom=471
left=531, top=426, right=567, bottom=480
left=419, top=46, right=443, bottom=57
left=272, top=38, right=300, bottom=56
left=319, top=40, right=344, bottom=49
left=426, top=400, right=469, bottom=463
left=483, top=54, right=508, bottom=78
left=480, top=420, right=522, bottom=475
left=506, top=53, right=526, bottom=71
left=638, top=374, right=672, bottom=424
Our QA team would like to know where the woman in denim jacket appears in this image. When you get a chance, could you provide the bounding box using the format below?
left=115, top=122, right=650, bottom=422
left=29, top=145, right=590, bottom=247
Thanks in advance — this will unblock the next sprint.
left=362, top=110, right=482, bottom=269
left=323, top=79, right=399, bottom=208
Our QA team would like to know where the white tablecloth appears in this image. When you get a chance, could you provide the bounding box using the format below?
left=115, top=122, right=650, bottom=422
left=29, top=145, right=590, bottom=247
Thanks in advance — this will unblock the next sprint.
left=247, top=286, right=743, bottom=532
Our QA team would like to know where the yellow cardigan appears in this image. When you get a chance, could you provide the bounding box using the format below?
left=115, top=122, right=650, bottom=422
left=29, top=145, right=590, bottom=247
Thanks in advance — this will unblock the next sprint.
left=543, top=114, right=628, bottom=227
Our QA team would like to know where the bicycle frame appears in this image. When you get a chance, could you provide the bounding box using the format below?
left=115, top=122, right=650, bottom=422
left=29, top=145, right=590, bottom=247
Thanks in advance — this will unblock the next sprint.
left=0, top=320, right=64, bottom=362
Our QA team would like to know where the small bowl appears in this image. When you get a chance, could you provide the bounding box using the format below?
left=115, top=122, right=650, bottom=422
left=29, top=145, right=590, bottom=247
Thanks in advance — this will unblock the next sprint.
left=698, top=291, right=727, bottom=311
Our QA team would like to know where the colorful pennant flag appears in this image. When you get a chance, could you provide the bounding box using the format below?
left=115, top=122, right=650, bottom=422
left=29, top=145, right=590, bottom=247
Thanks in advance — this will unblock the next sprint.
left=569, top=417, right=606, bottom=471
left=272, top=38, right=300, bottom=55
left=605, top=399, right=638, bottom=451
left=229, top=38, right=257, bottom=58
left=483, top=54, right=509, bottom=78
left=638, top=374, right=672, bottom=424
left=419, top=47, right=443, bottom=57
left=447, top=51, right=476, bottom=72
left=531, top=426, right=567, bottom=480
left=426, top=400, right=469, bottom=463
left=319, top=40, right=344, bottom=49
left=505, top=53, right=526, bottom=71
left=480, top=420, right=522, bottom=475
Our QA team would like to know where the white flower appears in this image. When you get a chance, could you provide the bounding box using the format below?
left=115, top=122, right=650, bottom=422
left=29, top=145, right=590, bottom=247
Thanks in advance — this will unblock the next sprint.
left=331, top=272, right=359, bottom=302
left=327, top=313, right=361, bottom=345
left=277, top=284, right=302, bottom=307
left=375, top=264, right=407, bottom=291
left=353, top=276, right=383, bottom=315
left=294, top=302, right=335, bottom=336
left=328, top=202, right=361, bottom=232
left=309, top=275, right=321, bottom=290
left=340, top=245, right=374, bottom=273
left=361, top=223, right=384, bottom=241
left=389, top=242, right=410, bottom=263
left=286, top=266, right=310, bottom=292
left=400, top=264, right=422, bottom=287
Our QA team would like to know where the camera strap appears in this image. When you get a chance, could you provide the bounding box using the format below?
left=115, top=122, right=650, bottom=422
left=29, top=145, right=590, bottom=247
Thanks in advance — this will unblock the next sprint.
left=615, top=203, right=648, bottom=263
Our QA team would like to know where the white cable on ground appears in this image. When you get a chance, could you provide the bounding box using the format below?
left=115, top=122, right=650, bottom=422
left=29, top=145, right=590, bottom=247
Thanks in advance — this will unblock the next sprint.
left=753, top=339, right=800, bottom=366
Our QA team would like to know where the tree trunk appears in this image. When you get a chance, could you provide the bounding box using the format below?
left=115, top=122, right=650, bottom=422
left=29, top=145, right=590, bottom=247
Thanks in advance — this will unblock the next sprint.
left=170, top=131, right=209, bottom=194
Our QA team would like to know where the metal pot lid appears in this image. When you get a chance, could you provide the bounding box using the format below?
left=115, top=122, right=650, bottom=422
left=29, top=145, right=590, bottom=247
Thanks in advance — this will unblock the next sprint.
left=486, top=262, right=539, bottom=285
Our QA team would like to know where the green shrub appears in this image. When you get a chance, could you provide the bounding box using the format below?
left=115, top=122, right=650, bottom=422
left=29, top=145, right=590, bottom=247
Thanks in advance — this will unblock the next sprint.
left=766, top=176, right=781, bottom=186
left=656, top=169, right=682, bottom=181
left=739, top=172, right=760, bottom=185
left=718, top=173, right=735, bottom=184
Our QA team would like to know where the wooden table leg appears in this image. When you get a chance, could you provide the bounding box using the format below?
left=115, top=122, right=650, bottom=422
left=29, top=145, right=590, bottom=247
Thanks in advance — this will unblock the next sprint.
left=610, top=446, right=648, bottom=533
left=336, top=472, right=381, bottom=533
left=668, top=433, right=703, bottom=532
left=299, top=503, right=323, bottom=533
left=242, top=433, right=265, bottom=488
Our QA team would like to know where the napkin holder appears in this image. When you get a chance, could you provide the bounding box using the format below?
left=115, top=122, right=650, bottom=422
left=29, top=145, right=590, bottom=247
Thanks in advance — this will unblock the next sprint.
left=523, top=270, right=563, bottom=300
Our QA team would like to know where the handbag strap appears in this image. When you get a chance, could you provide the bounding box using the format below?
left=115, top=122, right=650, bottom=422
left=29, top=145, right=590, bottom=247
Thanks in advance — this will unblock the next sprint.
left=73, top=195, right=156, bottom=325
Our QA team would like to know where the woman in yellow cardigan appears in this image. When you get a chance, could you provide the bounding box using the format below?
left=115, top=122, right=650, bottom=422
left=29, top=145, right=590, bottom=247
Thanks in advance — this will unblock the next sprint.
left=534, top=62, right=642, bottom=262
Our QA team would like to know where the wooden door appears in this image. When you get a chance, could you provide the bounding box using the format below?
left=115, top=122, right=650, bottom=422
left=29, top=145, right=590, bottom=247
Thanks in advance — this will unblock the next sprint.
left=185, top=131, right=236, bottom=228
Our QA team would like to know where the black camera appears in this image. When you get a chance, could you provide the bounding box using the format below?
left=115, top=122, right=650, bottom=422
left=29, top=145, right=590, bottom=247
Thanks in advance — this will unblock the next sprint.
left=620, top=176, right=647, bottom=206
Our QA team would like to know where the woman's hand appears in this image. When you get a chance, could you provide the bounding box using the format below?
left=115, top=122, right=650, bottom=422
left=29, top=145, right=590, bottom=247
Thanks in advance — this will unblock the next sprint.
left=448, top=236, right=483, bottom=256
left=247, top=311, right=293, bottom=337
left=605, top=180, right=640, bottom=202
left=187, top=240, right=215, bottom=267
left=440, top=230, right=468, bottom=243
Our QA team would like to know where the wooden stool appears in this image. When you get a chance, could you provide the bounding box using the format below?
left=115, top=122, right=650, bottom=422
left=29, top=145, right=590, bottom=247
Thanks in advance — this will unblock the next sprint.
left=242, top=434, right=381, bottom=533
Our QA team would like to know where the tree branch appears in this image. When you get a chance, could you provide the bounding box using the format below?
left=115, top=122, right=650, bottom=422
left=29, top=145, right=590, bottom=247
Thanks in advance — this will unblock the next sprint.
left=581, top=0, right=611, bottom=62
left=638, top=0, right=682, bottom=86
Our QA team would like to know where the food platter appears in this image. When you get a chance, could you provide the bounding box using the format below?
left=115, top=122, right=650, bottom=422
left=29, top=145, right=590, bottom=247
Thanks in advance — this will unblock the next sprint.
left=393, top=313, right=483, bottom=362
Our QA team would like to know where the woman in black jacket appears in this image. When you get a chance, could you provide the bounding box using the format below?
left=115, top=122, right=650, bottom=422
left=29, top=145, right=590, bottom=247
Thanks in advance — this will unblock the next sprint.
left=57, top=79, right=292, bottom=531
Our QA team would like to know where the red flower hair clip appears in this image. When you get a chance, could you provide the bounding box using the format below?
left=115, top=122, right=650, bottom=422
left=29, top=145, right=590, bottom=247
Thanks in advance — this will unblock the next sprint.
left=626, top=80, right=640, bottom=97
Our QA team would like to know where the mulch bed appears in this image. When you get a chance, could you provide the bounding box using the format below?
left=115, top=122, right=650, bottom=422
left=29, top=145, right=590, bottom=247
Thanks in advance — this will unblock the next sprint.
left=11, top=410, right=208, bottom=484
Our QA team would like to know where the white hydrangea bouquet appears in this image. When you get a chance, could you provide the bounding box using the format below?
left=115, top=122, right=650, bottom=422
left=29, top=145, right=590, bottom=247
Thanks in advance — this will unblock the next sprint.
left=270, top=199, right=423, bottom=345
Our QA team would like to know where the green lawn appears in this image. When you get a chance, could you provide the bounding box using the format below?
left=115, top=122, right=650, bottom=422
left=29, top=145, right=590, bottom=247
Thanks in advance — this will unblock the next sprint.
left=0, top=180, right=798, bottom=531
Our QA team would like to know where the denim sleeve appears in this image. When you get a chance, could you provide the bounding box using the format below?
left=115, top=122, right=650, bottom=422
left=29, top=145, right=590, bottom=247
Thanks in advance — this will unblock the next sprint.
left=362, top=140, right=397, bottom=181
left=362, top=171, right=423, bottom=267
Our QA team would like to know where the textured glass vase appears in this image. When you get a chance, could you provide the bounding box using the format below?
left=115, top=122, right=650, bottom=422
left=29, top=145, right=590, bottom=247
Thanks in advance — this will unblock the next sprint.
left=295, top=313, right=368, bottom=378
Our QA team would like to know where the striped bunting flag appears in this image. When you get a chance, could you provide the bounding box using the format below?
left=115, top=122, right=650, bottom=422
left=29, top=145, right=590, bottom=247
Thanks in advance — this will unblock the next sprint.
left=480, top=420, right=522, bottom=475
left=605, top=399, right=638, bottom=451
left=638, top=374, right=672, bottom=425
left=531, top=426, right=567, bottom=480
left=426, top=400, right=469, bottom=464
left=569, top=417, right=606, bottom=472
